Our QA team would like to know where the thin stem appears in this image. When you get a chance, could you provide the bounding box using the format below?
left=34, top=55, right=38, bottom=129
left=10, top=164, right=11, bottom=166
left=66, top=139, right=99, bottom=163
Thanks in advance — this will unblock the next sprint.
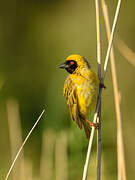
left=102, top=1, right=126, bottom=180
left=95, top=0, right=102, bottom=180
left=97, top=113, right=101, bottom=180
left=95, top=0, right=102, bottom=80
left=102, top=0, right=121, bottom=81
left=82, top=0, right=122, bottom=179
left=5, top=109, right=45, bottom=180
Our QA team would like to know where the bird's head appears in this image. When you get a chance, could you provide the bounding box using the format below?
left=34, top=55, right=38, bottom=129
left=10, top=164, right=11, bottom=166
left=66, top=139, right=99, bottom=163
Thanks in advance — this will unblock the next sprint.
left=58, top=54, right=90, bottom=74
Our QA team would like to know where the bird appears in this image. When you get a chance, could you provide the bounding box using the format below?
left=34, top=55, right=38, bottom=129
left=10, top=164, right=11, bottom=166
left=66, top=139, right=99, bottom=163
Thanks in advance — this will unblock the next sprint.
left=59, top=54, right=99, bottom=139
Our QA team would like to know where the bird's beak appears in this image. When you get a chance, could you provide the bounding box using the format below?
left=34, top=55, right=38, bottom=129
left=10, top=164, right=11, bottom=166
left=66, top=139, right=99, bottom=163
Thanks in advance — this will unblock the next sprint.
left=58, top=62, right=68, bottom=69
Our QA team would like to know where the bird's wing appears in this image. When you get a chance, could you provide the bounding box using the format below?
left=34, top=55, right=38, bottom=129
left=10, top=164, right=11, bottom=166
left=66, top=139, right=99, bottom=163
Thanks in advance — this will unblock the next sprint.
left=63, top=76, right=82, bottom=129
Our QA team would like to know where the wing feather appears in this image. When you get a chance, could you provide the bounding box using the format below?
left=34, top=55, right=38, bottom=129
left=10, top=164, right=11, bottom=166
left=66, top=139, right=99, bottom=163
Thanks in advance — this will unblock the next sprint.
left=63, top=76, right=82, bottom=129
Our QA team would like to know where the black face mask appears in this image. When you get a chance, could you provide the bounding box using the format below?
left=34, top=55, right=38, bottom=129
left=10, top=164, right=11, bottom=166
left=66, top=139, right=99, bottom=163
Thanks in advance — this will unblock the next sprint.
left=58, top=60, right=78, bottom=74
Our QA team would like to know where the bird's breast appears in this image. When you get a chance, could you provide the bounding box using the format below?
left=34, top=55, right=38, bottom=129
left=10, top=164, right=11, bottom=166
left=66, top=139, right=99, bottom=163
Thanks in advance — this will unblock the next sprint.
left=71, top=74, right=98, bottom=115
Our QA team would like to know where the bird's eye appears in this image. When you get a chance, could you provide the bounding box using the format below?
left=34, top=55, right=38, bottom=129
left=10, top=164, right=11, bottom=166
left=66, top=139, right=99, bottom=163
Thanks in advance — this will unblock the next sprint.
left=70, top=61, right=74, bottom=65
left=65, top=60, right=77, bottom=74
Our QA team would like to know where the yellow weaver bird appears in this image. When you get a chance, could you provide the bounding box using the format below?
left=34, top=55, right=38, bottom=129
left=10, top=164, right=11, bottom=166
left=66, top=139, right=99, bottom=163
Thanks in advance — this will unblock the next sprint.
left=59, top=54, right=99, bottom=139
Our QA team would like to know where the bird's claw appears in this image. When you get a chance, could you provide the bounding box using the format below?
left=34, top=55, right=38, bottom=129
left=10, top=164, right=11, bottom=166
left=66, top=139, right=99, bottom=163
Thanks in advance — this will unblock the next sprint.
left=99, top=83, right=106, bottom=89
left=89, top=122, right=99, bottom=129
left=86, top=119, right=99, bottom=129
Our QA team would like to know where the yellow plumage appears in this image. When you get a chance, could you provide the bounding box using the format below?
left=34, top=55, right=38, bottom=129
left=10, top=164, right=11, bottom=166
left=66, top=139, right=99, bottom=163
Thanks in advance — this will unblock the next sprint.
left=59, top=54, right=99, bottom=138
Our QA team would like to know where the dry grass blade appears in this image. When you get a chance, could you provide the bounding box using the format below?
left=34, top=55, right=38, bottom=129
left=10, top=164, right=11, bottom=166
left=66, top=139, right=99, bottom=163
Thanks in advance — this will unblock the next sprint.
left=5, top=109, right=45, bottom=180
left=102, top=1, right=126, bottom=180
left=115, top=36, right=135, bottom=67
left=82, top=0, right=122, bottom=179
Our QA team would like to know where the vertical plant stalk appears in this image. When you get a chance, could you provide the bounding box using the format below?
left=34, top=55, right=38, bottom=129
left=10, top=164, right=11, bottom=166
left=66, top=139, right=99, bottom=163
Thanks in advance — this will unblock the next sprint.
left=97, top=113, right=101, bottom=180
left=22, top=159, right=33, bottom=180
left=95, top=0, right=102, bottom=180
left=40, top=130, right=55, bottom=180
left=6, top=98, right=25, bottom=180
left=55, top=131, right=68, bottom=180
left=102, top=1, right=126, bottom=180
left=5, top=109, right=45, bottom=180
left=82, top=0, right=121, bottom=179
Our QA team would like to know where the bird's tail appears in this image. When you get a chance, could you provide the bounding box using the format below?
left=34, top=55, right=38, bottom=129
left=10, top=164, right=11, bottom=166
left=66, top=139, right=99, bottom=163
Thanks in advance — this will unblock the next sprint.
left=82, top=120, right=91, bottom=139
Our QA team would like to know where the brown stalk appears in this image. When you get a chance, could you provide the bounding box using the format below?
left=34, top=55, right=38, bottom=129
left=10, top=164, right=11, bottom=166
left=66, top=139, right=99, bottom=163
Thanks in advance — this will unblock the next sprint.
left=102, top=0, right=126, bottom=180
left=115, top=35, right=135, bottom=67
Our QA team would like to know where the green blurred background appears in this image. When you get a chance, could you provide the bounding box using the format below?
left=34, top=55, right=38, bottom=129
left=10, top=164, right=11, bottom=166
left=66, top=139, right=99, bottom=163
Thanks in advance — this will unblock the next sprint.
left=0, top=0, right=135, bottom=179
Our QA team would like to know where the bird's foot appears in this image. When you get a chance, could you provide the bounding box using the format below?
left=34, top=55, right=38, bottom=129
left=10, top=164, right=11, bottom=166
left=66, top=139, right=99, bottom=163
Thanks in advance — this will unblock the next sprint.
left=86, top=119, right=99, bottom=129
left=90, top=122, right=99, bottom=129
left=99, top=83, right=106, bottom=89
